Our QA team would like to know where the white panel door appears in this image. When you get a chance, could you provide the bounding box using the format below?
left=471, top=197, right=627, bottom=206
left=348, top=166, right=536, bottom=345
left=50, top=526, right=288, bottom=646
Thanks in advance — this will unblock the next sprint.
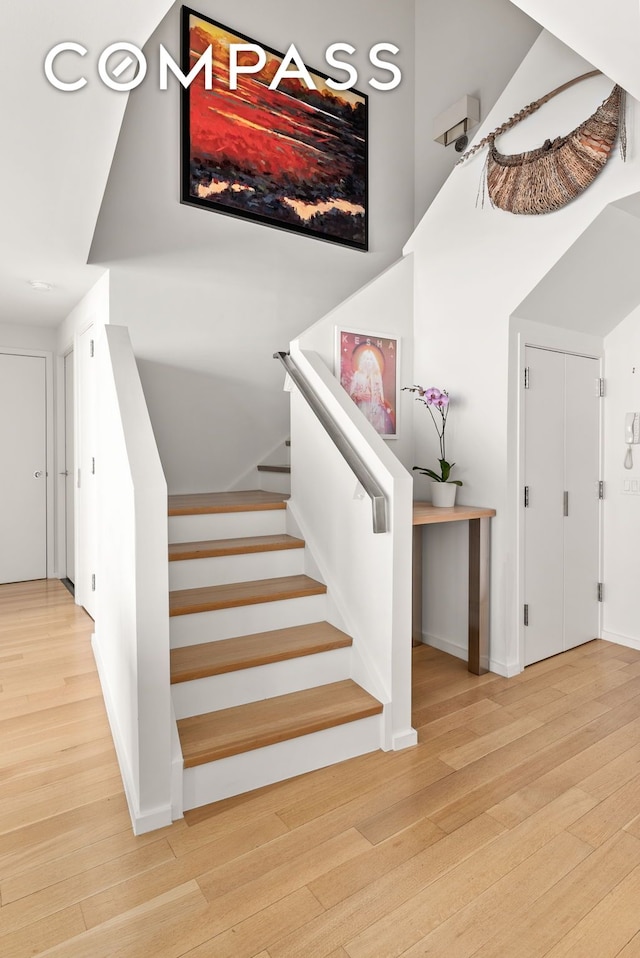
left=0, top=353, right=47, bottom=583
left=524, top=347, right=600, bottom=666
left=564, top=354, right=600, bottom=651
left=524, top=348, right=565, bottom=666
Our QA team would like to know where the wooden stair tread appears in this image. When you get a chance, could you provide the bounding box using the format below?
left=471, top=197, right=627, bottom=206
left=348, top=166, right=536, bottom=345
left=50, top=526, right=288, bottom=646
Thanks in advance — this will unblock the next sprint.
left=177, top=680, right=383, bottom=766
left=171, top=622, right=352, bottom=683
left=168, top=491, right=288, bottom=516
left=169, top=575, right=326, bottom=617
left=257, top=465, right=291, bottom=474
left=169, top=534, right=304, bottom=562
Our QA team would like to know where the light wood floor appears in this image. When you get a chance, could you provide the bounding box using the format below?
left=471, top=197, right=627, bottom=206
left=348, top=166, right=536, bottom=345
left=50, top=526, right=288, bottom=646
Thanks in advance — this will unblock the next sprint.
left=2, top=579, right=640, bottom=958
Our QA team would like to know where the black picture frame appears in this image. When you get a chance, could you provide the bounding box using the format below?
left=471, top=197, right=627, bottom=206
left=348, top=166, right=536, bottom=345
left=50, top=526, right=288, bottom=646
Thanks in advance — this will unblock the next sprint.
left=180, top=6, right=369, bottom=250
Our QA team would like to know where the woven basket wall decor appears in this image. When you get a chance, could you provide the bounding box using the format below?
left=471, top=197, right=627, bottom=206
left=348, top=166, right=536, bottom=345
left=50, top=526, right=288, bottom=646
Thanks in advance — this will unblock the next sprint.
left=458, top=71, right=627, bottom=215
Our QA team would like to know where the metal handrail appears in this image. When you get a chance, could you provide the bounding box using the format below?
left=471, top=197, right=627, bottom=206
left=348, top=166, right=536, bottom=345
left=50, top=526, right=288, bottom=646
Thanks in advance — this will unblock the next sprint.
left=274, top=351, right=388, bottom=533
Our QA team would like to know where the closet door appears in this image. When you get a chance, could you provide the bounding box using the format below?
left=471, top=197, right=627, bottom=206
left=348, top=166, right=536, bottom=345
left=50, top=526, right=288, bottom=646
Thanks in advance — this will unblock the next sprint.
left=523, top=348, right=600, bottom=667
left=523, top=348, right=565, bottom=666
left=563, top=354, right=600, bottom=651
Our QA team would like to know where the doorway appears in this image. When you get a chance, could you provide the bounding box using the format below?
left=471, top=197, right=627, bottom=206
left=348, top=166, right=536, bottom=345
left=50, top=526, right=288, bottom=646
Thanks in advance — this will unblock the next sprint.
left=0, top=352, right=48, bottom=583
left=523, top=346, right=601, bottom=666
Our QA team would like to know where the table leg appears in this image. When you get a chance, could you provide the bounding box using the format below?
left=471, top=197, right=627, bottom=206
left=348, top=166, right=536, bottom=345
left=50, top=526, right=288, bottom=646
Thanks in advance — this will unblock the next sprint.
left=412, top=526, right=423, bottom=646
left=468, top=517, right=490, bottom=674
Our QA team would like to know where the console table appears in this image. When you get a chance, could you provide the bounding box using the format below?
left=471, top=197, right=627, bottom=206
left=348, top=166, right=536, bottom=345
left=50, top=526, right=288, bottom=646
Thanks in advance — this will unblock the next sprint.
left=412, top=503, right=496, bottom=675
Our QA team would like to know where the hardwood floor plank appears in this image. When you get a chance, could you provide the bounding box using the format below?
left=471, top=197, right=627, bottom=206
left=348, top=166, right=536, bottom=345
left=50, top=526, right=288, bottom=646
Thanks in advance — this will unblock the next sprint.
left=392, top=830, right=592, bottom=958
left=80, top=812, right=292, bottom=929
left=345, top=788, right=596, bottom=958
left=468, top=832, right=640, bottom=958
left=540, top=861, right=640, bottom=958
left=568, top=772, right=640, bottom=847
left=0, top=904, right=86, bottom=958
left=266, top=815, right=506, bottom=958
left=40, top=881, right=208, bottom=958
left=0, top=840, right=176, bottom=938
left=308, top=817, right=445, bottom=909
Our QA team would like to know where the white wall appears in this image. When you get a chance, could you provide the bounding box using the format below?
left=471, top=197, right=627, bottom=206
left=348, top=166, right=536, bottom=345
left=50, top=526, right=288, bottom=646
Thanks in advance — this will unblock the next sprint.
left=508, top=0, right=640, bottom=102
left=94, top=325, right=172, bottom=834
left=603, top=305, right=640, bottom=650
left=0, top=323, right=57, bottom=352
left=90, top=0, right=417, bottom=494
left=406, top=30, right=640, bottom=674
left=414, top=0, right=541, bottom=224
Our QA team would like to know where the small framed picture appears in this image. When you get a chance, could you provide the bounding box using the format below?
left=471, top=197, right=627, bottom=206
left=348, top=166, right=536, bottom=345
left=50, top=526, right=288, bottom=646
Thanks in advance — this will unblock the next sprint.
left=335, top=328, right=400, bottom=438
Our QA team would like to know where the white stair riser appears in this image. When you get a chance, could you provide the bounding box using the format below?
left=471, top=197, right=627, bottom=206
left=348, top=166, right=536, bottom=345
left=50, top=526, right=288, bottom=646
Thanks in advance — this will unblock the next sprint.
left=172, top=647, right=352, bottom=719
left=169, top=509, right=286, bottom=544
left=170, top=594, right=327, bottom=648
left=182, top=714, right=383, bottom=810
left=258, top=472, right=291, bottom=495
left=169, top=548, right=304, bottom=591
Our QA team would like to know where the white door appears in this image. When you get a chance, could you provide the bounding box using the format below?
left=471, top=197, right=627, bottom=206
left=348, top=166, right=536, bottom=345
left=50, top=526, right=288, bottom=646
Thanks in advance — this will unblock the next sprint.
left=524, top=347, right=600, bottom=666
left=0, top=353, right=47, bottom=583
left=64, top=350, right=75, bottom=584
left=77, top=327, right=97, bottom=619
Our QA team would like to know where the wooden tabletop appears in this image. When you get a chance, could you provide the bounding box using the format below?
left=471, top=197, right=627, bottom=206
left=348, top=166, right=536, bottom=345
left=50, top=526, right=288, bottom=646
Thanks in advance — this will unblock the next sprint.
left=412, top=503, right=496, bottom=526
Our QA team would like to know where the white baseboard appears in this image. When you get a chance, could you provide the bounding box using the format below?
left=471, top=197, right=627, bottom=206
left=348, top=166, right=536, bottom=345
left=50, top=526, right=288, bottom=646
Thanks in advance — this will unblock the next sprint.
left=419, top=632, right=519, bottom=678
left=391, top=728, right=419, bottom=750
left=420, top=632, right=467, bottom=662
left=602, top=630, right=640, bottom=652
left=92, top=632, right=173, bottom=836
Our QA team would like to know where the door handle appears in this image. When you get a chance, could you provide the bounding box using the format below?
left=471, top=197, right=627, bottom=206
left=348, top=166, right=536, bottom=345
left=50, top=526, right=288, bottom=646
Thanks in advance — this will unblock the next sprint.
left=34, top=471, right=43, bottom=479
left=59, top=470, right=69, bottom=476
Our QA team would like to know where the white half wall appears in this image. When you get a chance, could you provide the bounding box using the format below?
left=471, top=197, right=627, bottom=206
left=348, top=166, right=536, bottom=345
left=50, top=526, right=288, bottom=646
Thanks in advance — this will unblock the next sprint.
left=93, top=325, right=172, bottom=834
left=288, top=344, right=416, bottom=751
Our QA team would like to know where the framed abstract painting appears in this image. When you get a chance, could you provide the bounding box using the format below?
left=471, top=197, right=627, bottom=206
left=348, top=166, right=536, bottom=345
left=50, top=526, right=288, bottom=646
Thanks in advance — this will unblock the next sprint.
left=180, top=7, right=368, bottom=250
left=336, top=328, right=399, bottom=438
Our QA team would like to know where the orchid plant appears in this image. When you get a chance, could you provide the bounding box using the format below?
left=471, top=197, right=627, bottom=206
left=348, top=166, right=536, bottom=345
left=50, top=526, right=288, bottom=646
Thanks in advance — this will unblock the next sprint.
left=402, top=385, right=463, bottom=485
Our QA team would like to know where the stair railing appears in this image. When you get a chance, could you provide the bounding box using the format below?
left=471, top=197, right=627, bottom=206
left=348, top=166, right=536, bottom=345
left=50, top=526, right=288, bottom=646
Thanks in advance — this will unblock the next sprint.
left=274, top=350, right=388, bottom=533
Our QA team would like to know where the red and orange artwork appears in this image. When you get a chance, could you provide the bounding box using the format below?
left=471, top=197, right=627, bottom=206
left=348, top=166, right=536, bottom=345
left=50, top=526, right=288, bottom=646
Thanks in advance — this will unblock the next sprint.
left=337, top=329, right=399, bottom=437
left=181, top=9, right=368, bottom=249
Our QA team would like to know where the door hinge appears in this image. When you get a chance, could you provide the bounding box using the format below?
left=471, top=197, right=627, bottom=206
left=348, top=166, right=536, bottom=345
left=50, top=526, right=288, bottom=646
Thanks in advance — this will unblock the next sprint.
left=597, top=583, right=603, bottom=602
left=524, top=604, right=529, bottom=626
left=524, top=367, right=530, bottom=389
left=91, top=457, right=95, bottom=475
left=524, top=486, right=530, bottom=508
left=563, top=491, right=569, bottom=517
left=596, top=378, right=605, bottom=397
left=90, top=339, right=95, bottom=358
left=77, top=467, right=81, bottom=488
left=91, top=574, right=96, bottom=592
left=598, top=481, right=604, bottom=500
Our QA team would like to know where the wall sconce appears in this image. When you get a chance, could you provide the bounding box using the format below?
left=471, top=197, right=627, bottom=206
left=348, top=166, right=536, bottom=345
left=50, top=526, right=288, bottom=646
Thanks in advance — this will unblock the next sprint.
left=433, top=95, right=480, bottom=150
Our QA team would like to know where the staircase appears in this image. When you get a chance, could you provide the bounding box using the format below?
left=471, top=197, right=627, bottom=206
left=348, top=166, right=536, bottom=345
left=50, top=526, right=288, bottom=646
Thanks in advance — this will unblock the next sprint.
left=168, top=490, right=384, bottom=811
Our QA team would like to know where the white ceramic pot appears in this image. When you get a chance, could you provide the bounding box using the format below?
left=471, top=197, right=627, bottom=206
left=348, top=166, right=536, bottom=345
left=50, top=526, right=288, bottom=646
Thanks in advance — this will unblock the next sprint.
left=431, top=481, right=457, bottom=507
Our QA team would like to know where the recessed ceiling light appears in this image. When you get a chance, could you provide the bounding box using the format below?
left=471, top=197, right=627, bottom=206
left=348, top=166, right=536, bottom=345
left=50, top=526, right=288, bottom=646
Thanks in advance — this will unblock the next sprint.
left=29, top=280, right=54, bottom=292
